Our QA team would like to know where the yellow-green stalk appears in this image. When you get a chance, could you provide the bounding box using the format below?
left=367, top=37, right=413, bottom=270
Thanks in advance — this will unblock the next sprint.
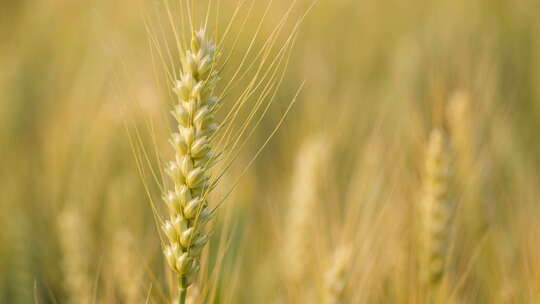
left=162, top=29, right=218, bottom=304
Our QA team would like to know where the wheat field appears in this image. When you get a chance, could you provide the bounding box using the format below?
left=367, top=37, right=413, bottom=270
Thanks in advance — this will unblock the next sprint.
left=1, top=0, right=540, bottom=303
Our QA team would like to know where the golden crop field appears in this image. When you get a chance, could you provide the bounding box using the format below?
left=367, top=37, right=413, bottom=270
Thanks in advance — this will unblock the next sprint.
left=1, top=0, right=539, bottom=303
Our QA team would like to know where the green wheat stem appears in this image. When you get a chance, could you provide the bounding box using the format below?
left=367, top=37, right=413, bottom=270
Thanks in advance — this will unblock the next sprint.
left=178, top=276, right=187, bottom=304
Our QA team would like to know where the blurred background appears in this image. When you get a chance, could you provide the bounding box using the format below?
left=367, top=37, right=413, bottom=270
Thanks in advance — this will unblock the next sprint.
left=1, top=0, right=539, bottom=303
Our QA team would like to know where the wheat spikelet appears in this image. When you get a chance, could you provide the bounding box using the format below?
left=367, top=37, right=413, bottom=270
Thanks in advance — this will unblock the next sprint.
left=161, top=29, right=218, bottom=303
left=57, top=208, right=93, bottom=304
left=419, top=129, right=452, bottom=294
left=323, top=245, right=353, bottom=304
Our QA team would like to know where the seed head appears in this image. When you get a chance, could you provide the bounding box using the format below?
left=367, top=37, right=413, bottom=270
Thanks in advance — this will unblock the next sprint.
left=161, top=29, right=219, bottom=291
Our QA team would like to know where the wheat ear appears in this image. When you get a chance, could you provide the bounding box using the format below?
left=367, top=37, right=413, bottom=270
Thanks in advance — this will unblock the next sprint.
left=446, top=91, right=475, bottom=186
left=420, top=129, right=452, bottom=296
left=111, top=230, right=143, bottom=303
left=284, top=137, right=328, bottom=286
left=161, top=29, right=218, bottom=304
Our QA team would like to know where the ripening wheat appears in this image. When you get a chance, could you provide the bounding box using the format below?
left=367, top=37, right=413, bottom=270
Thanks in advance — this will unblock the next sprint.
left=161, top=29, right=219, bottom=304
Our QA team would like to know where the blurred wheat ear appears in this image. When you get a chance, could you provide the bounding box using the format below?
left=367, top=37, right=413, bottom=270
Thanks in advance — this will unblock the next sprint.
left=282, top=135, right=330, bottom=301
left=57, top=208, right=93, bottom=304
left=419, top=129, right=452, bottom=301
left=111, top=230, right=144, bottom=303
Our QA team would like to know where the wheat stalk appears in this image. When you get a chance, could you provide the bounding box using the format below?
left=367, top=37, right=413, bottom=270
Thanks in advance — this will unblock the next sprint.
left=161, top=29, right=218, bottom=304
left=419, top=129, right=452, bottom=299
